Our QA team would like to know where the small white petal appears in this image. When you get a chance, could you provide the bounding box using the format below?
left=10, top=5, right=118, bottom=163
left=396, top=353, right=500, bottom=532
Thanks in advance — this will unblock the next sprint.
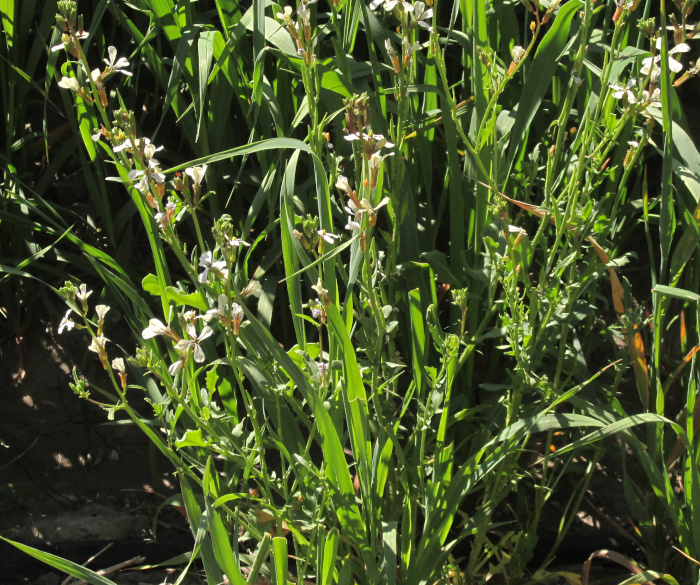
left=168, top=360, right=183, bottom=376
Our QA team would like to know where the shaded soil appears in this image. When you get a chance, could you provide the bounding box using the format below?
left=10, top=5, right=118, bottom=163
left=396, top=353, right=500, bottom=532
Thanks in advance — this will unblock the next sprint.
left=0, top=321, right=195, bottom=584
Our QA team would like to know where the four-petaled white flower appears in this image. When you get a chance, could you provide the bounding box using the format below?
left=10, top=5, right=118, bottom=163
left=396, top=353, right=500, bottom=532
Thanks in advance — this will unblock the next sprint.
left=103, top=46, right=132, bottom=76
left=175, top=324, right=213, bottom=363
left=610, top=79, right=637, bottom=103
left=227, top=236, right=250, bottom=248
left=317, top=229, right=340, bottom=244
left=113, top=137, right=162, bottom=154
left=128, top=158, right=166, bottom=192
left=58, top=309, right=75, bottom=334
left=198, top=251, right=229, bottom=283
left=412, top=1, right=433, bottom=30
left=641, top=38, right=690, bottom=78
left=142, top=318, right=169, bottom=339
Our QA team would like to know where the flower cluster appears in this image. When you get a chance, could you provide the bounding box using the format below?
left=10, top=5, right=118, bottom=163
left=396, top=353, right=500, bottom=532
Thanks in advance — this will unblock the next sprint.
left=292, top=215, right=340, bottom=256
left=57, top=282, right=130, bottom=388
left=276, top=0, right=318, bottom=65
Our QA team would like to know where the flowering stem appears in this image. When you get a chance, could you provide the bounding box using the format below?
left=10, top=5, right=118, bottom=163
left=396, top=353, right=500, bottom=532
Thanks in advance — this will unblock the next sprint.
left=188, top=207, right=207, bottom=256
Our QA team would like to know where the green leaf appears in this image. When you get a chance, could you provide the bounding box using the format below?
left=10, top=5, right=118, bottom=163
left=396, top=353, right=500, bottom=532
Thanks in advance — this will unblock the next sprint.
left=144, top=0, right=181, bottom=41
left=142, top=274, right=208, bottom=312
left=504, top=0, right=583, bottom=177
left=272, top=536, right=288, bottom=585
left=0, top=537, right=118, bottom=585
left=175, top=428, right=210, bottom=448
left=652, top=284, right=700, bottom=303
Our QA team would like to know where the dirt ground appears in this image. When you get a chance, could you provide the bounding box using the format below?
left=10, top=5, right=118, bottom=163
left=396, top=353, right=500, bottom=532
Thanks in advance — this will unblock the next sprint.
left=0, top=320, right=196, bottom=585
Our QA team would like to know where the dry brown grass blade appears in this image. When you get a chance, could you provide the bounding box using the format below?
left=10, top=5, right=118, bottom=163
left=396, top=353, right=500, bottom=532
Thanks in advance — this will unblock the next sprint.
left=672, top=546, right=700, bottom=567
left=582, top=549, right=652, bottom=585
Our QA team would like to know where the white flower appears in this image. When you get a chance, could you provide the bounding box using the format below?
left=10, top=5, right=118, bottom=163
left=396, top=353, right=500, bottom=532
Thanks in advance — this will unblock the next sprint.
left=198, top=251, right=228, bottom=283
left=51, top=32, right=88, bottom=52
left=168, top=358, right=184, bottom=376
left=344, top=131, right=365, bottom=142
left=229, top=302, right=245, bottom=335
left=370, top=0, right=414, bottom=12
left=128, top=158, right=166, bottom=192
left=359, top=196, right=390, bottom=227
left=185, top=165, right=208, bottom=187
left=201, top=294, right=229, bottom=322
left=335, top=175, right=353, bottom=196
left=113, top=137, right=162, bottom=154
left=641, top=38, right=690, bottom=77
left=175, top=324, right=213, bottom=363
left=241, top=280, right=262, bottom=298
left=88, top=336, right=108, bottom=354
left=227, top=236, right=250, bottom=248
left=113, top=138, right=134, bottom=153
left=51, top=34, right=72, bottom=52
left=369, top=150, right=395, bottom=173
left=610, top=79, right=637, bottom=103
left=95, top=304, right=110, bottom=322
left=231, top=303, right=244, bottom=321
left=372, top=133, right=395, bottom=150
left=642, top=87, right=662, bottom=108
left=511, top=45, right=526, bottom=64
left=143, top=143, right=160, bottom=160
left=76, top=284, right=92, bottom=302
left=411, top=1, right=433, bottom=30
left=103, top=46, right=132, bottom=76
left=345, top=216, right=362, bottom=231
left=317, top=229, right=340, bottom=244
left=58, top=76, right=81, bottom=93
left=58, top=309, right=75, bottom=334
left=111, top=357, right=126, bottom=373
left=142, top=318, right=169, bottom=339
